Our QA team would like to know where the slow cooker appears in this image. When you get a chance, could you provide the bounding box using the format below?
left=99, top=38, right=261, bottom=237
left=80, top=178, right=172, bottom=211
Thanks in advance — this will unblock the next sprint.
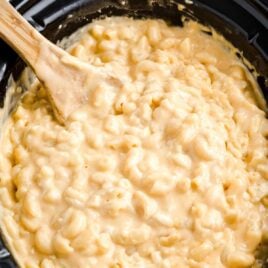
left=0, top=0, right=267, bottom=267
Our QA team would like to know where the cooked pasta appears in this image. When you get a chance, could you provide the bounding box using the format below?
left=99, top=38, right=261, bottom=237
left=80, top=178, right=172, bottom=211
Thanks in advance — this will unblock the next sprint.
left=0, top=17, right=267, bottom=268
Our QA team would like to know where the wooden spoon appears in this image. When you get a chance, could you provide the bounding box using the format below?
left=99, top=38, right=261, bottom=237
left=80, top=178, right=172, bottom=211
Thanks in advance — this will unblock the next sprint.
left=0, top=0, right=114, bottom=123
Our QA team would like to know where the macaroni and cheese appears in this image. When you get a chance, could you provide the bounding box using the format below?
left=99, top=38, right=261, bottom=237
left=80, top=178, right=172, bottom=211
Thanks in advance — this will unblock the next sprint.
left=0, top=17, right=267, bottom=268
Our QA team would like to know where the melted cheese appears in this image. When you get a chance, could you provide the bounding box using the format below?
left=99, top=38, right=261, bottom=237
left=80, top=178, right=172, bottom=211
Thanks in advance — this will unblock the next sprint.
left=0, top=17, right=267, bottom=268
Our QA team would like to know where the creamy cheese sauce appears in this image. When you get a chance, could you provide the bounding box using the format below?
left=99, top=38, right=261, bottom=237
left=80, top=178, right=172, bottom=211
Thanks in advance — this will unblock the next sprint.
left=0, top=17, right=267, bottom=268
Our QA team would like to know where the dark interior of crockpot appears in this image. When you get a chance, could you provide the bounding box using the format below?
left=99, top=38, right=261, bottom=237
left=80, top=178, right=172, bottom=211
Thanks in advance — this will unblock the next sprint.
left=0, top=0, right=267, bottom=267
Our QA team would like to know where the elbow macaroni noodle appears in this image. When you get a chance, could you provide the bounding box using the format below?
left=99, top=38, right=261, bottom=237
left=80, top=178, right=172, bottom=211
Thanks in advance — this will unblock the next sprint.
left=0, top=17, right=267, bottom=268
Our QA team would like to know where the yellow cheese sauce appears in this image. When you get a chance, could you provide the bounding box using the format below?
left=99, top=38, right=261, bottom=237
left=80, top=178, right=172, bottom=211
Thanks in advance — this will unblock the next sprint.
left=0, top=17, right=267, bottom=268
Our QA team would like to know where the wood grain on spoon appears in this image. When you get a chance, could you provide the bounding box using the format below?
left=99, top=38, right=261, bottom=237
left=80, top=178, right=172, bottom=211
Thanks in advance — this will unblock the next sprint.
left=0, top=0, right=113, bottom=123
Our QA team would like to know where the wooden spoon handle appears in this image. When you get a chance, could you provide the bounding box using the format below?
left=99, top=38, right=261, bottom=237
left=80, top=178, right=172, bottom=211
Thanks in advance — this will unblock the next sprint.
left=0, top=0, right=103, bottom=124
left=0, top=0, right=45, bottom=67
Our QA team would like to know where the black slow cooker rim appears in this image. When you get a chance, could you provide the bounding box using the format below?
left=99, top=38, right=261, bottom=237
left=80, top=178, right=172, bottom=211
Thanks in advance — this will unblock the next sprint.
left=0, top=0, right=267, bottom=267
